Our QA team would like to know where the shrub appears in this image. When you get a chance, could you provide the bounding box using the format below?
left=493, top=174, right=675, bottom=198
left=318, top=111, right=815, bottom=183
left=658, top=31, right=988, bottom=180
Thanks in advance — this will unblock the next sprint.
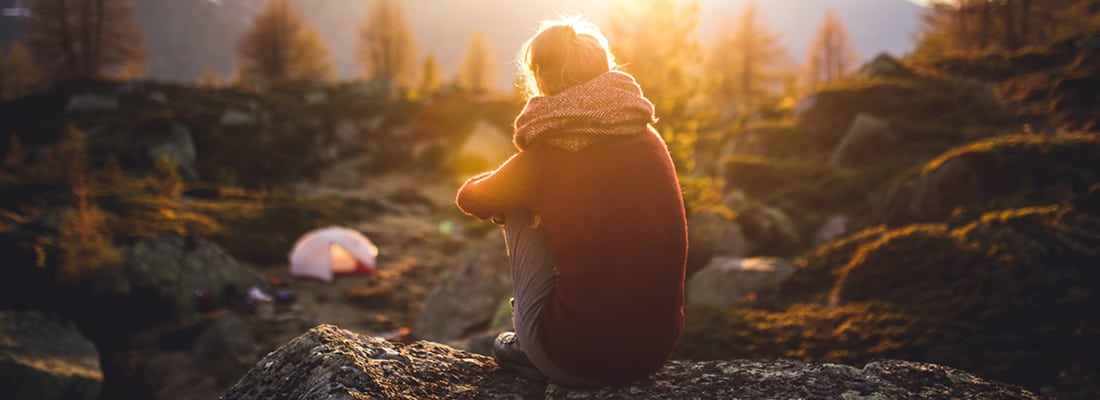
left=56, top=181, right=121, bottom=283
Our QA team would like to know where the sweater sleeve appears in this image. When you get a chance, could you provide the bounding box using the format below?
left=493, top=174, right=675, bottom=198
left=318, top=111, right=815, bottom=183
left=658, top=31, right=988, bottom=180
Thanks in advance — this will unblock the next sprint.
left=455, top=151, right=536, bottom=220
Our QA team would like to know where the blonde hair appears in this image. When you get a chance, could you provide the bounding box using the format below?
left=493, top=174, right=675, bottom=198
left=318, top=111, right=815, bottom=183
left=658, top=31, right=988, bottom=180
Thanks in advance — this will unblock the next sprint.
left=518, top=15, right=616, bottom=98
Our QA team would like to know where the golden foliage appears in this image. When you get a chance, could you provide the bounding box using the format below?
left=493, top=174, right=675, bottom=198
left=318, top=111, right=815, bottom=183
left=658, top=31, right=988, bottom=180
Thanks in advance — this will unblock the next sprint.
left=915, top=0, right=1100, bottom=57
left=29, top=126, right=87, bottom=184
left=608, top=0, right=708, bottom=174
left=56, top=180, right=120, bottom=283
left=709, top=4, right=791, bottom=113
left=237, top=0, right=335, bottom=88
left=418, top=54, right=443, bottom=96
left=802, top=10, right=860, bottom=90
left=146, top=155, right=182, bottom=197
left=195, top=65, right=222, bottom=88
left=456, top=31, right=497, bottom=93
left=1, top=41, right=42, bottom=100
left=357, top=0, right=418, bottom=87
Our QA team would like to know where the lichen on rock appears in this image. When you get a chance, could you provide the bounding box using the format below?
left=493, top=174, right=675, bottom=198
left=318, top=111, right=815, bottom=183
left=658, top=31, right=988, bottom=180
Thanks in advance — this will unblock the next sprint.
left=224, top=324, right=1041, bottom=400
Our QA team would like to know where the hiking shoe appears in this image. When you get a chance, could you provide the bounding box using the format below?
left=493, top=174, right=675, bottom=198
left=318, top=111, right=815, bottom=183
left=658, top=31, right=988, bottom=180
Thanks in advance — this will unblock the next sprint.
left=492, top=331, right=548, bottom=382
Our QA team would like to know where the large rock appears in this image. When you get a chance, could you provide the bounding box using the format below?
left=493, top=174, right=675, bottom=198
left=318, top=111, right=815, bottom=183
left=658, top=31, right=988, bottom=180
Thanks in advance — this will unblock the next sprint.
left=685, top=211, right=751, bottom=276
left=733, top=202, right=802, bottom=256
left=0, top=311, right=103, bottom=400
left=873, top=134, right=1100, bottom=224
left=828, top=113, right=897, bottom=167
left=415, top=233, right=512, bottom=342
left=686, top=257, right=796, bottom=308
left=858, top=53, right=916, bottom=80
left=224, top=324, right=1041, bottom=400
left=146, top=122, right=198, bottom=180
left=98, top=236, right=268, bottom=323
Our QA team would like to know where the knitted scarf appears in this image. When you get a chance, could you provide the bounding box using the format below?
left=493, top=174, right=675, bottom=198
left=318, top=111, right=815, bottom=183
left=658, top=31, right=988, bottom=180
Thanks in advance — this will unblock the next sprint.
left=514, top=71, right=656, bottom=152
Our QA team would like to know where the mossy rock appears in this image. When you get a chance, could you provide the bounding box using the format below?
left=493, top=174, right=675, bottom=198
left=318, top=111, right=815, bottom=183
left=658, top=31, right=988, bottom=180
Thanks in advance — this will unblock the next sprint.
left=831, top=205, right=1100, bottom=394
left=778, top=226, right=889, bottom=304
left=878, top=134, right=1100, bottom=224
left=674, top=302, right=920, bottom=365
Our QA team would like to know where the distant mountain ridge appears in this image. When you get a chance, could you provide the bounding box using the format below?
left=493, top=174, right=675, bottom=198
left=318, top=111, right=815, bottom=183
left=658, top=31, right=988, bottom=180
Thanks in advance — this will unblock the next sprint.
left=0, top=0, right=923, bottom=88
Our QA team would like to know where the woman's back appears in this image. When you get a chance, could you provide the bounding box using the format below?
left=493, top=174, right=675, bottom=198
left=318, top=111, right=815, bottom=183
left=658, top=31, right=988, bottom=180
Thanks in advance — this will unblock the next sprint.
left=532, top=128, right=687, bottom=383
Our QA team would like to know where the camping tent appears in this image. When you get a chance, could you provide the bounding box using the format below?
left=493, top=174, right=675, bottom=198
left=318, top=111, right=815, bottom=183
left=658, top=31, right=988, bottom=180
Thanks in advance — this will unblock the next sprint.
left=289, top=227, right=379, bottom=282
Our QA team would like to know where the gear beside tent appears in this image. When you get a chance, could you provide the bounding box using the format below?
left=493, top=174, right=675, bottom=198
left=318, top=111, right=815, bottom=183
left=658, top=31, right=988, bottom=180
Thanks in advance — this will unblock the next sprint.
left=289, top=227, right=379, bottom=282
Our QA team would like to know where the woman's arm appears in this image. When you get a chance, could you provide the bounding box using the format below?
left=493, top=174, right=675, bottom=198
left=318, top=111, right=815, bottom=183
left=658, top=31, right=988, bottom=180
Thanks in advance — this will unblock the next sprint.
left=455, top=151, right=536, bottom=220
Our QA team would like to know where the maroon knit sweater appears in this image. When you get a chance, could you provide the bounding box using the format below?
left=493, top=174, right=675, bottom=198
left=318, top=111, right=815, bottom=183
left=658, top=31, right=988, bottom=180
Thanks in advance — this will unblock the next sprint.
left=455, top=126, right=687, bottom=383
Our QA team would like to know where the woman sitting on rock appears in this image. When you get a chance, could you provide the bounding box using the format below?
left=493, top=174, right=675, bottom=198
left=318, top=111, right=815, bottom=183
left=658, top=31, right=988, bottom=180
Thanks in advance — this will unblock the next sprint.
left=455, top=15, right=688, bottom=387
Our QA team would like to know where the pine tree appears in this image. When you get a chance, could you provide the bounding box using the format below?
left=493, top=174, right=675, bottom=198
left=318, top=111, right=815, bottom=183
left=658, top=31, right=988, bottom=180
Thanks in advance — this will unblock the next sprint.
left=23, top=0, right=145, bottom=81
left=457, top=31, right=497, bottom=93
left=710, top=3, right=790, bottom=113
left=357, top=0, right=418, bottom=87
left=419, top=54, right=443, bottom=96
left=608, top=0, right=705, bottom=173
left=237, top=0, right=335, bottom=88
left=803, top=10, right=860, bottom=90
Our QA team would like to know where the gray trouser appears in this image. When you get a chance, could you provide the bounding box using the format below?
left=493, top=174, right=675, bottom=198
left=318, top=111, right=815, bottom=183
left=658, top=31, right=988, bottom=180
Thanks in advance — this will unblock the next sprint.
left=499, top=211, right=599, bottom=387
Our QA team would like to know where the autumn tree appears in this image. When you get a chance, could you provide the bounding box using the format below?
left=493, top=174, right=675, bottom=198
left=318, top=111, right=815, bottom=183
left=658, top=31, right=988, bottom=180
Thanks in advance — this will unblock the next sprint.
left=357, top=0, right=418, bottom=87
left=195, top=64, right=222, bottom=87
left=456, top=31, right=497, bottom=93
left=803, top=10, right=860, bottom=90
left=419, top=54, right=443, bottom=96
left=608, top=0, right=706, bottom=173
left=915, top=0, right=1100, bottom=56
left=710, top=3, right=790, bottom=114
left=237, top=0, right=335, bottom=87
left=1, top=41, right=42, bottom=100
left=22, top=0, right=145, bottom=81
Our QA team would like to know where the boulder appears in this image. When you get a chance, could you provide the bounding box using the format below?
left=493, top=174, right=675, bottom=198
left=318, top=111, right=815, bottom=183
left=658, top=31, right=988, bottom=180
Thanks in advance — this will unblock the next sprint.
left=733, top=202, right=801, bottom=256
left=0, top=311, right=103, bottom=400
left=858, top=53, right=916, bottom=80
left=220, top=109, right=257, bottom=126
left=146, top=123, right=198, bottom=180
left=415, top=233, right=512, bottom=342
left=873, top=134, right=1100, bottom=224
left=65, top=93, right=118, bottom=113
left=827, top=113, right=897, bottom=167
left=686, top=257, right=796, bottom=308
left=192, top=313, right=260, bottom=384
left=224, top=324, right=1041, bottom=400
left=812, top=215, right=849, bottom=246
left=685, top=211, right=751, bottom=276
left=98, top=236, right=268, bottom=324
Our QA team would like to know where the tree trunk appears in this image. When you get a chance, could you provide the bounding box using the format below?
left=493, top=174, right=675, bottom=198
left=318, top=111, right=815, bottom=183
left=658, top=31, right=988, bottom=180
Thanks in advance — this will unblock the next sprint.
left=1005, top=0, right=1019, bottom=51
left=1020, top=0, right=1031, bottom=44
left=979, top=0, right=993, bottom=50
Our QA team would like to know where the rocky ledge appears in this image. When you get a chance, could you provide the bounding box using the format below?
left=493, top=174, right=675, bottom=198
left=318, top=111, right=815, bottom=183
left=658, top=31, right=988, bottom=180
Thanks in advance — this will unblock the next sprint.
left=223, top=324, right=1040, bottom=400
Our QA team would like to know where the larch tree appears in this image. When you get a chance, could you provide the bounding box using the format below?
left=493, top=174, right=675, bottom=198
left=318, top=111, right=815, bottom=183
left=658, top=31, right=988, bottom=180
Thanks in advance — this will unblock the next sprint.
left=418, top=54, right=442, bottom=96
left=915, top=0, right=1100, bottom=56
left=710, top=3, right=790, bottom=113
left=802, top=10, right=860, bottom=90
left=357, top=0, right=418, bottom=88
left=195, top=64, right=222, bottom=88
left=237, top=0, right=335, bottom=88
left=2, top=42, right=43, bottom=100
left=456, top=31, right=497, bottom=93
left=22, top=0, right=145, bottom=81
left=607, top=0, right=705, bottom=173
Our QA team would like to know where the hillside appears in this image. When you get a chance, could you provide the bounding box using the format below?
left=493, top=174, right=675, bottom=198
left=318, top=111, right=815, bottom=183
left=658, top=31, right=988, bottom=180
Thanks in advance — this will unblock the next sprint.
left=2, top=21, right=1099, bottom=400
